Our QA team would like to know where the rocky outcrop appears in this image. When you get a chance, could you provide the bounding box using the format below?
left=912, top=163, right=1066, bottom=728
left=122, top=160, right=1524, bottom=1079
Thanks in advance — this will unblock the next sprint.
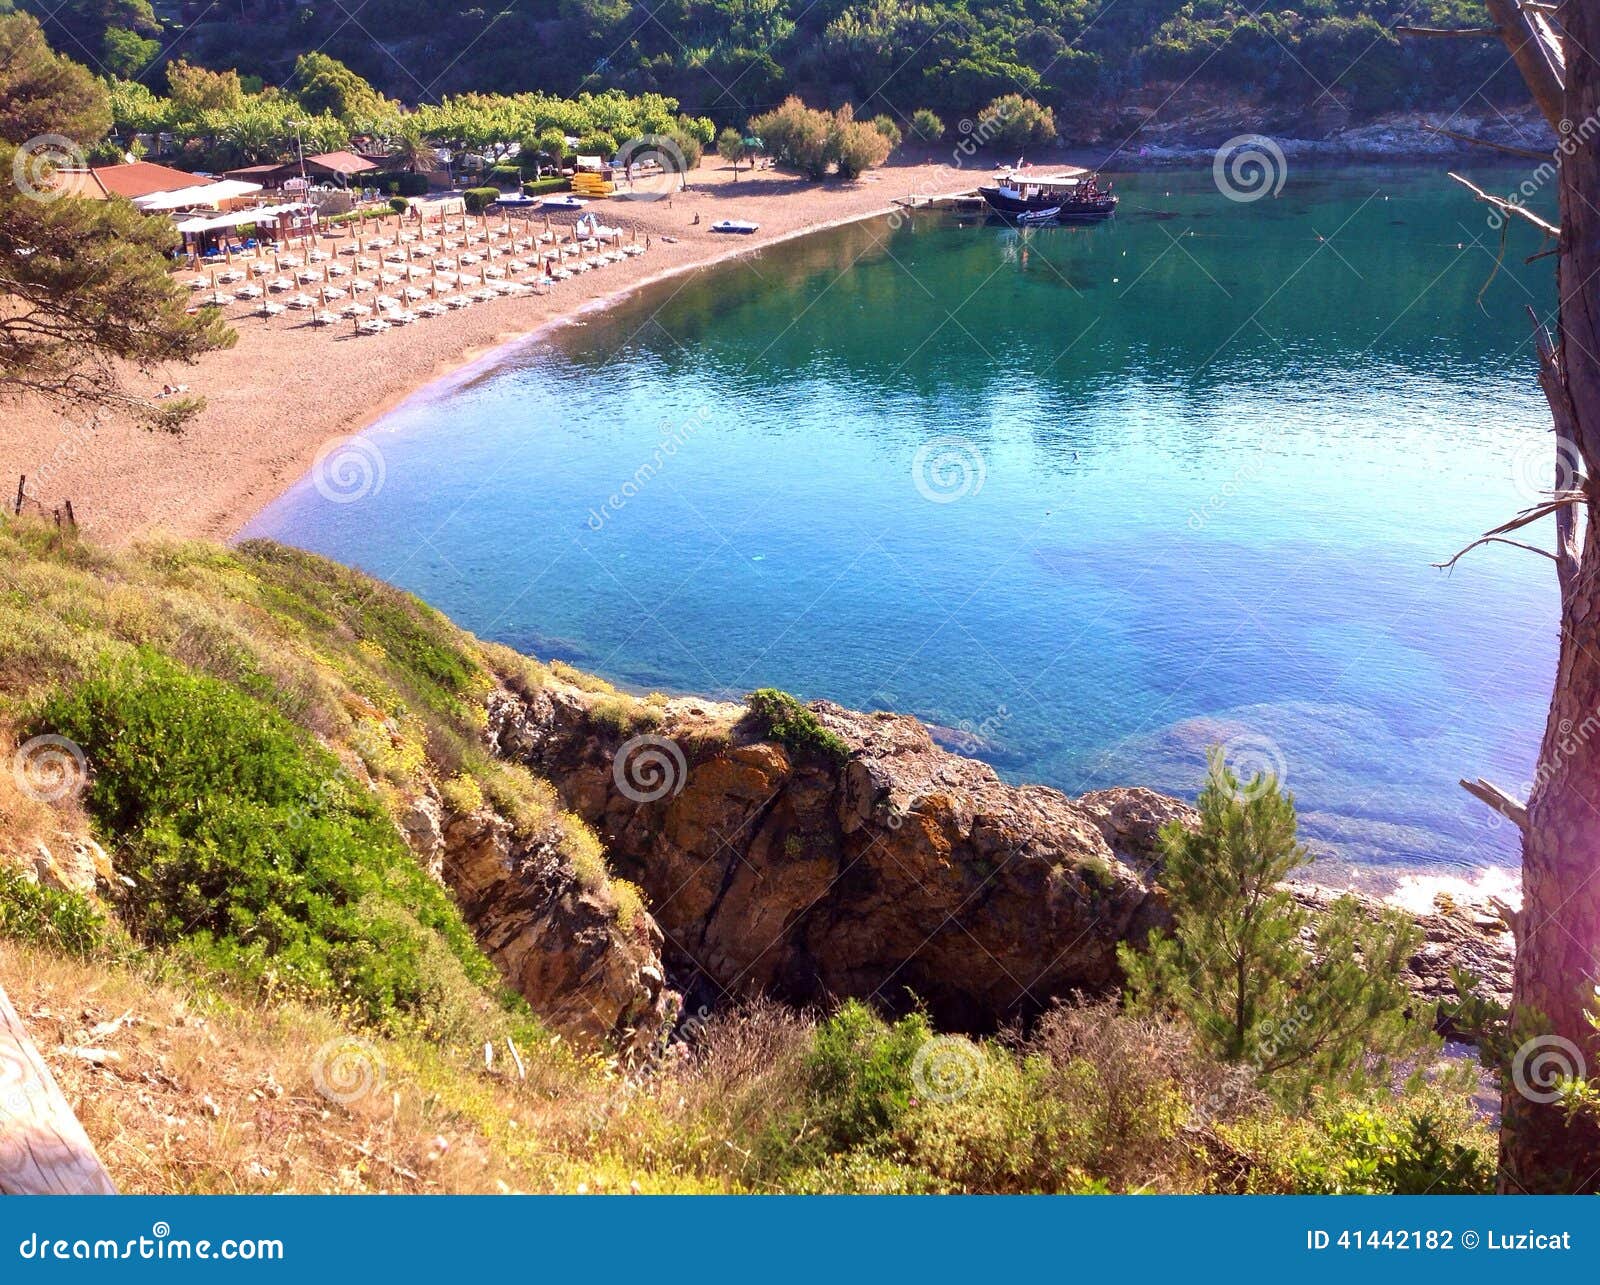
left=489, top=685, right=1169, bottom=1030
left=437, top=804, right=676, bottom=1055
left=486, top=681, right=1516, bottom=1035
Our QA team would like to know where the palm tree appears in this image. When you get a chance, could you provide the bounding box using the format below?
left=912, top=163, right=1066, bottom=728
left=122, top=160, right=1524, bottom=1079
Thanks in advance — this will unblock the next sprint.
left=389, top=124, right=439, bottom=176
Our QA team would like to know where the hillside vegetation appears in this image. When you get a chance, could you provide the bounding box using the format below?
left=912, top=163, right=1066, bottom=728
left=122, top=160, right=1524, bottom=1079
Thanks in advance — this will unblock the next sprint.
left=0, top=520, right=1495, bottom=1193
left=27, top=0, right=1517, bottom=128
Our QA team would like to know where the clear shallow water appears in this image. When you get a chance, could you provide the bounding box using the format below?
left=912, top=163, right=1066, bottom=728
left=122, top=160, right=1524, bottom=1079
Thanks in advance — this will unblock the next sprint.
left=246, top=166, right=1559, bottom=887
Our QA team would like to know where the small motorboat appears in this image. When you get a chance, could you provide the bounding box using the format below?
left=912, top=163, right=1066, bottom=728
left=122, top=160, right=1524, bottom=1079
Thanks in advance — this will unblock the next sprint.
left=711, top=219, right=760, bottom=235
left=1017, top=207, right=1060, bottom=226
left=541, top=194, right=588, bottom=210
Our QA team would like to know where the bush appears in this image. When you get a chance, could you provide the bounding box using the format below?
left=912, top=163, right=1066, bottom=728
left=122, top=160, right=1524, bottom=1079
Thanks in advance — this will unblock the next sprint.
left=869, top=114, right=902, bottom=148
left=34, top=650, right=496, bottom=1028
left=909, top=108, right=944, bottom=142
left=749, top=97, right=832, bottom=179
left=521, top=176, right=568, bottom=197
left=976, top=94, right=1056, bottom=149
left=0, top=863, right=108, bottom=957
left=487, top=164, right=521, bottom=189
left=744, top=688, right=849, bottom=764
left=831, top=118, right=892, bottom=179
left=387, top=196, right=408, bottom=214
left=462, top=186, right=500, bottom=213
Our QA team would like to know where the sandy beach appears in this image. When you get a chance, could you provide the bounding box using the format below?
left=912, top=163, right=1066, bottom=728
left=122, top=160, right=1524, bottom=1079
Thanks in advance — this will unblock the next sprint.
left=2, top=156, right=979, bottom=543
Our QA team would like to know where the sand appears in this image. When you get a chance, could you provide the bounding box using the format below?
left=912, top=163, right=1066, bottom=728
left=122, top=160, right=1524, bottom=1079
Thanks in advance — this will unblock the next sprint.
left=1, top=156, right=979, bottom=544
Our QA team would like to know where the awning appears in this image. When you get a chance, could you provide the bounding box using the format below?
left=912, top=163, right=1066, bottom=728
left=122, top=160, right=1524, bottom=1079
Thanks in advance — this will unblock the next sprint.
left=173, top=202, right=314, bottom=234
left=136, top=179, right=264, bottom=211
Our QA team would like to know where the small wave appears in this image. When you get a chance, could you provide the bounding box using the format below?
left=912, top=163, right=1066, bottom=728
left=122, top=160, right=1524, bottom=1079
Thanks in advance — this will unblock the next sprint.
left=1385, top=865, right=1521, bottom=916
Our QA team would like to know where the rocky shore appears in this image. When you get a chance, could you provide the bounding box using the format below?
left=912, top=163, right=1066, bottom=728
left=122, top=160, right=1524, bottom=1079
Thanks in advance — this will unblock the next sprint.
left=473, top=678, right=1513, bottom=1042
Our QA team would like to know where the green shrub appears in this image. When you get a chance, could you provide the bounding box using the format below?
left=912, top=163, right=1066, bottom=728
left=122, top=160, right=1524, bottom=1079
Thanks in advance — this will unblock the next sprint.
left=744, top=688, right=849, bottom=764
left=521, top=176, right=568, bottom=197
left=869, top=114, right=902, bottom=148
left=488, top=164, right=522, bottom=189
left=463, top=186, right=500, bottom=213
left=34, top=650, right=496, bottom=1029
left=976, top=94, right=1056, bottom=149
left=909, top=108, right=944, bottom=142
left=0, top=863, right=108, bottom=957
left=800, top=1000, right=929, bottom=1150
left=387, top=196, right=408, bottom=214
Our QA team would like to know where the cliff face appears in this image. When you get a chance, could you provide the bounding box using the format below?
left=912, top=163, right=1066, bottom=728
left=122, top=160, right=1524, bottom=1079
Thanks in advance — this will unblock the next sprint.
left=486, top=683, right=1192, bottom=1031
left=400, top=790, right=676, bottom=1054
left=481, top=679, right=1515, bottom=1035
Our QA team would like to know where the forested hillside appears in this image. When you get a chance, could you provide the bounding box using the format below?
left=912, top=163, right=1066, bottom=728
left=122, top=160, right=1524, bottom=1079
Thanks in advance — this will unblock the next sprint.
left=17, top=0, right=1518, bottom=126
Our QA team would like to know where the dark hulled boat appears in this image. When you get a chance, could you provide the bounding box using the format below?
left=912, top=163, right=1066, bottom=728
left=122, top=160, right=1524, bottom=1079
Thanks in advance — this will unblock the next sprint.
left=977, top=165, right=1116, bottom=221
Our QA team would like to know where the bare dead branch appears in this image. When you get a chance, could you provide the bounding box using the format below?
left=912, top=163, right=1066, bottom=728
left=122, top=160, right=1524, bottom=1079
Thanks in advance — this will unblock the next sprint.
left=1449, top=172, right=1561, bottom=238
left=1395, top=25, right=1502, bottom=38
left=1459, top=777, right=1530, bottom=832
left=1421, top=124, right=1550, bottom=162
left=1433, top=535, right=1559, bottom=571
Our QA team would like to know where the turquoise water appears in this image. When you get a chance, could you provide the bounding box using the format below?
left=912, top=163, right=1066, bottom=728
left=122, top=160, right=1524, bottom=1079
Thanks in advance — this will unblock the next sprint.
left=245, top=165, right=1559, bottom=885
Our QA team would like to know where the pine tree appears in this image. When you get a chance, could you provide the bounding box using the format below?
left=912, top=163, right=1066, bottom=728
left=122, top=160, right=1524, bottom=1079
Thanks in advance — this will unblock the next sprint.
left=1120, top=747, right=1428, bottom=1100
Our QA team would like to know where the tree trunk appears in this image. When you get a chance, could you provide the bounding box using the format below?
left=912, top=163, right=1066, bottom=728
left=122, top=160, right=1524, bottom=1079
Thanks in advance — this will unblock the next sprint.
left=1499, top=0, right=1600, bottom=1193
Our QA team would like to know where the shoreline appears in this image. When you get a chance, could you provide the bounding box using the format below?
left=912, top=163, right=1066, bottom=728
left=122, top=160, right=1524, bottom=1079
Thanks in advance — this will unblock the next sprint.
left=303, top=189, right=952, bottom=493
left=1, top=157, right=980, bottom=546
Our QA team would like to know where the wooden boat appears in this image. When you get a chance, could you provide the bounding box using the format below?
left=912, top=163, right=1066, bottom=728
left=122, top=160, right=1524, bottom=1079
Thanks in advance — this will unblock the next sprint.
left=711, top=219, right=760, bottom=234
left=1016, top=206, right=1061, bottom=225
left=540, top=194, right=588, bottom=210
left=979, top=165, right=1116, bottom=219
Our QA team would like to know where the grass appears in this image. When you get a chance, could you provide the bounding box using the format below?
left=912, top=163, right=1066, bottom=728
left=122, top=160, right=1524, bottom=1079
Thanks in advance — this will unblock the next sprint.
left=0, top=519, right=650, bottom=1035
left=0, top=518, right=1499, bottom=1196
